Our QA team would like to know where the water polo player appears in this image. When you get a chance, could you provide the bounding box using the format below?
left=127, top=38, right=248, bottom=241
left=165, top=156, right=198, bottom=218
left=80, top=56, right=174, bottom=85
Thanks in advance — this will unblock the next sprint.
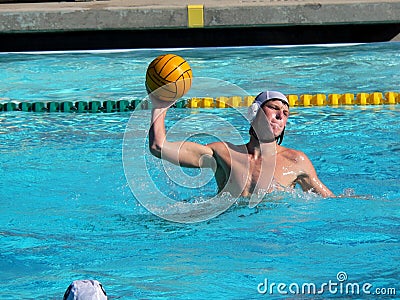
left=149, top=91, right=334, bottom=198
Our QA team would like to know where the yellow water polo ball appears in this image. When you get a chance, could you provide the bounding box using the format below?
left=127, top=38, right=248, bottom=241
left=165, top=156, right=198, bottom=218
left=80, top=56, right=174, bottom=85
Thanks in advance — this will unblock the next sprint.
left=145, top=54, right=193, bottom=102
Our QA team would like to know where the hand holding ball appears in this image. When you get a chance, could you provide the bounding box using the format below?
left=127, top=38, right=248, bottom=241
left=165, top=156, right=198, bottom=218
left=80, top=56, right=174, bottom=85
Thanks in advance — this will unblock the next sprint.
left=145, top=54, right=193, bottom=102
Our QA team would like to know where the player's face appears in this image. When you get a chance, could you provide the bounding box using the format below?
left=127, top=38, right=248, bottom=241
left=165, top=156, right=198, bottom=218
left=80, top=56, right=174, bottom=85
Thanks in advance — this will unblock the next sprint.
left=261, top=100, right=289, bottom=137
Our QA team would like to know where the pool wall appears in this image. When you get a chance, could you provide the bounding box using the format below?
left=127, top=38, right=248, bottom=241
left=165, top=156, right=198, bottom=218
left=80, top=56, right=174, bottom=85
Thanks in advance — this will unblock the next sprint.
left=0, top=0, right=399, bottom=51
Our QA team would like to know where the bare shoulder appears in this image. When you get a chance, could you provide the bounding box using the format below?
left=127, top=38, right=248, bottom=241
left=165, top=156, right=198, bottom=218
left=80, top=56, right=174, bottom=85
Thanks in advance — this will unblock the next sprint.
left=277, top=146, right=334, bottom=197
left=277, top=146, right=316, bottom=174
left=278, top=146, right=310, bottom=163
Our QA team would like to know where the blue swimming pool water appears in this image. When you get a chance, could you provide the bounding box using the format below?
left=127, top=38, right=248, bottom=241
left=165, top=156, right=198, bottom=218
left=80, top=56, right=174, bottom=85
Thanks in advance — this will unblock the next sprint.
left=1, top=43, right=399, bottom=299
left=1, top=42, right=399, bottom=102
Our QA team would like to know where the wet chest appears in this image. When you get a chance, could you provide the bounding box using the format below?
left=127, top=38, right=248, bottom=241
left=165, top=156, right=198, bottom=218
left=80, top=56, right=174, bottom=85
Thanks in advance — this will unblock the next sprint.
left=273, top=155, right=299, bottom=187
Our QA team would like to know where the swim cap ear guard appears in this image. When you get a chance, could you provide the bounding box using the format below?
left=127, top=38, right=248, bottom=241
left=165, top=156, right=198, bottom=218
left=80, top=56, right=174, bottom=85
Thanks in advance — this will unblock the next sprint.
left=246, top=102, right=260, bottom=123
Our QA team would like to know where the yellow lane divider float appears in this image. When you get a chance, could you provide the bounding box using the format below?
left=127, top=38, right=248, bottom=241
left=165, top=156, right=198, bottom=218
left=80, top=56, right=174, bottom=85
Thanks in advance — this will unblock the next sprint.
left=0, top=92, right=398, bottom=113
left=187, top=92, right=399, bottom=108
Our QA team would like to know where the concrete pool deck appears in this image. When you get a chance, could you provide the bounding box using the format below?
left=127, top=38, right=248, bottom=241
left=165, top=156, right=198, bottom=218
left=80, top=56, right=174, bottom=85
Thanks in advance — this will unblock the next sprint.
left=0, top=0, right=399, bottom=50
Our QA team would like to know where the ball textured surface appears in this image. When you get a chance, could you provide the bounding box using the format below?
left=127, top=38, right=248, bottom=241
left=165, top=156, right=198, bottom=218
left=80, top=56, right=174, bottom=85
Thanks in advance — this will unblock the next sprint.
left=145, top=54, right=193, bottom=101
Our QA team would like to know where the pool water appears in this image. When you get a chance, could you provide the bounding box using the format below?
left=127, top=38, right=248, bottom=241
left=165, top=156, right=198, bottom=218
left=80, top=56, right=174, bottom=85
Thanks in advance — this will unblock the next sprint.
left=1, top=43, right=400, bottom=299
left=1, top=42, right=399, bottom=101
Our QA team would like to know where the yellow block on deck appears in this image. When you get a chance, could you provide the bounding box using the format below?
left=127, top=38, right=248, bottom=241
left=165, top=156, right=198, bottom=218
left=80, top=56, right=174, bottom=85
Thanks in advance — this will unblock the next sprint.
left=187, top=5, right=204, bottom=28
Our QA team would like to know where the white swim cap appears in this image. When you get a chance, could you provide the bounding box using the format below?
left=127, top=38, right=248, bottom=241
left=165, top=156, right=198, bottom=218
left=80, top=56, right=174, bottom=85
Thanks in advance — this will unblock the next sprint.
left=63, top=280, right=107, bottom=300
left=247, top=91, right=289, bottom=122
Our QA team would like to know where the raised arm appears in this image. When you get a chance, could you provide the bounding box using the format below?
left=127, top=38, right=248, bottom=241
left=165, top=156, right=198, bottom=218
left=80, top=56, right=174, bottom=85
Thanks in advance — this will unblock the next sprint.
left=149, top=107, right=216, bottom=168
left=295, top=152, right=335, bottom=198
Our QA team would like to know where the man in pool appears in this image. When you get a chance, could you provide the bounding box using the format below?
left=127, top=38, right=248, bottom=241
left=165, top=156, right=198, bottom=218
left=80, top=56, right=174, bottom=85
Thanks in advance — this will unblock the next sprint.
left=149, top=91, right=334, bottom=198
